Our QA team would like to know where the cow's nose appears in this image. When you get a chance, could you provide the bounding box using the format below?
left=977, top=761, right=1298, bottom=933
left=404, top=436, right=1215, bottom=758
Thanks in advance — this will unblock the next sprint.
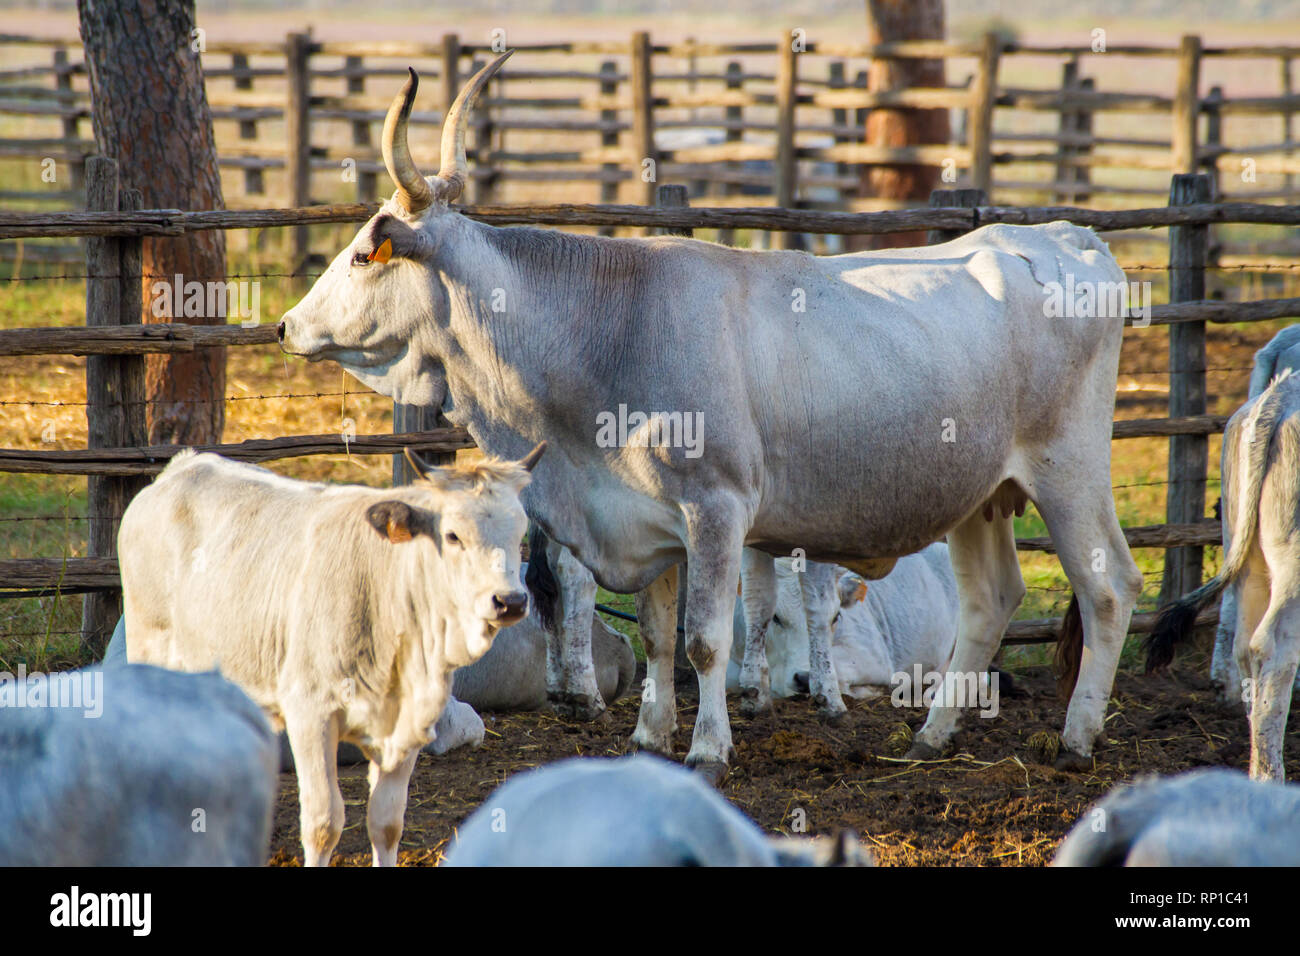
left=276, top=320, right=286, bottom=343
left=491, top=590, right=529, bottom=620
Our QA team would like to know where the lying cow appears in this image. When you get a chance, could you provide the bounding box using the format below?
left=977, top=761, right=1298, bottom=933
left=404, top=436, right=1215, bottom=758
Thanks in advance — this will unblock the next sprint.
left=443, top=755, right=871, bottom=866
left=0, top=663, right=277, bottom=866
left=118, top=444, right=542, bottom=866
left=1146, top=370, right=1300, bottom=781
left=1053, top=767, right=1300, bottom=866
left=1212, top=324, right=1300, bottom=702
left=730, top=543, right=958, bottom=704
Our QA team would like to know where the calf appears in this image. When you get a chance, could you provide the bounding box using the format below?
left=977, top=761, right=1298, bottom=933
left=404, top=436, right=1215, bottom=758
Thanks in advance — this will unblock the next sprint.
left=0, top=663, right=277, bottom=866
left=1146, top=370, right=1300, bottom=780
left=730, top=542, right=959, bottom=702
left=118, top=444, right=542, bottom=865
left=443, top=755, right=871, bottom=866
left=1053, top=767, right=1300, bottom=866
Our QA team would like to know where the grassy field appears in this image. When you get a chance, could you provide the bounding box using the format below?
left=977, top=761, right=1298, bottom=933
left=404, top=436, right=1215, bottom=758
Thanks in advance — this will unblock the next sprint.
left=2, top=9, right=1298, bottom=672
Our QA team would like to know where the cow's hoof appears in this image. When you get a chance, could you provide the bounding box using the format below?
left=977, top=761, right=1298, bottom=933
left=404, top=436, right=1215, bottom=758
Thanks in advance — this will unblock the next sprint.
left=629, top=735, right=675, bottom=759
left=686, top=758, right=730, bottom=787
left=738, top=687, right=773, bottom=718
left=547, top=692, right=606, bottom=722
left=812, top=696, right=848, bottom=725
left=1054, top=749, right=1094, bottom=773
left=903, top=740, right=943, bottom=761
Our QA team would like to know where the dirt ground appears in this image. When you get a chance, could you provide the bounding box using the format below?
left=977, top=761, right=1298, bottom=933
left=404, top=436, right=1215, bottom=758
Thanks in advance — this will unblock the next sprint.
left=266, top=656, right=1297, bottom=867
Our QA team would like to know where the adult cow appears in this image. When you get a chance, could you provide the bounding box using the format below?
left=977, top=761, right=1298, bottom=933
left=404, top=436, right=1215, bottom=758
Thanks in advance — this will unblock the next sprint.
left=278, top=52, right=1141, bottom=779
left=118, top=445, right=542, bottom=865
left=1146, top=370, right=1300, bottom=781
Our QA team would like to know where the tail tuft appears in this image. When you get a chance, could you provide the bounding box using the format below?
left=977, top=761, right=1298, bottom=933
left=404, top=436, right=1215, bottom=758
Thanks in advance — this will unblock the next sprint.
left=1053, top=594, right=1084, bottom=703
left=524, top=525, right=559, bottom=632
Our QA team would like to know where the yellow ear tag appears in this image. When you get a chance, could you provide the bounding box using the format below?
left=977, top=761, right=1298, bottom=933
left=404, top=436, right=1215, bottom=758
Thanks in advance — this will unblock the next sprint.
left=368, top=238, right=393, bottom=263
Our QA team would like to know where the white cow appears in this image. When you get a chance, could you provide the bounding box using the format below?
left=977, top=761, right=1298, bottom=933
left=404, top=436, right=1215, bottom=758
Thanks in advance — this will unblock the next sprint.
left=1146, top=370, right=1300, bottom=781
left=0, top=663, right=277, bottom=866
left=443, top=755, right=872, bottom=866
left=1053, top=767, right=1300, bottom=866
left=1212, top=324, right=1300, bottom=701
left=279, top=53, right=1141, bottom=780
left=729, top=543, right=959, bottom=702
left=118, top=445, right=542, bottom=866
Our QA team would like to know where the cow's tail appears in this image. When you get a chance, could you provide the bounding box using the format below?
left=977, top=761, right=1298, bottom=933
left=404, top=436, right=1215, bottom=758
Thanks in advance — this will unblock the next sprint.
left=1053, top=593, right=1084, bottom=702
left=524, top=524, right=559, bottom=632
left=1145, top=371, right=1291, bottom=672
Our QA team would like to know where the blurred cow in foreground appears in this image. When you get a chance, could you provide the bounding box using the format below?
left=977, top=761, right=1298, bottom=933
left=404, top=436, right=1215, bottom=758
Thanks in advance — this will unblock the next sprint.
left=1054, top=767, right=1300, bottom=866
left=0, top=663, right=277, bottom=866
left=444, top=755, right=872, bottom=867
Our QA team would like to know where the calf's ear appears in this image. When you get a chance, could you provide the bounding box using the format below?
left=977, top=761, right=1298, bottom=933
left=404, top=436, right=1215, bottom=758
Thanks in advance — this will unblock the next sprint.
left=837, top=573, right=868, bottom=607
left=366, top=501, right=417, bottom=543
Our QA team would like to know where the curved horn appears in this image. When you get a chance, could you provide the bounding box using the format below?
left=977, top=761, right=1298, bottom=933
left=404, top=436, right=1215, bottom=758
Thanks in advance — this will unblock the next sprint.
left=403, top=447, right=432, bottom=478
left=382, top=68, right=434, bottom=214
left=518, top=441, right=547, bottom=472
left=435, top=50, right=514, bottom=203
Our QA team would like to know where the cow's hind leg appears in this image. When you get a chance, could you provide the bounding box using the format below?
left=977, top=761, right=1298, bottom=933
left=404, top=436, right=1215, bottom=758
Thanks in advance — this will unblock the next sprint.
left=285, top=712, right=344, bottom=867
left=681, top=501, right=746, bottom=783
left=909, top=511, right=1024, bottom=758
left=534, top=534, right=606, bottom=721
left=1034, top=480, right=1143, bottom=769
left=737, top=548, right=777, bottom=716
left=1246, top=521, right=1300, bottom=781
left=800, top=561, right=848, bottom=721
left=366, top=748, right=420, bottom=866
left=631, top=563, right=679, bottom=756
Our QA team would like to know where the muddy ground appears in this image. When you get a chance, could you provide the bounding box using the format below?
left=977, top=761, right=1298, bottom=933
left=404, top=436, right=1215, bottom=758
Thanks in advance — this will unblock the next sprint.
left=266, top=658, right=1298, bottom=867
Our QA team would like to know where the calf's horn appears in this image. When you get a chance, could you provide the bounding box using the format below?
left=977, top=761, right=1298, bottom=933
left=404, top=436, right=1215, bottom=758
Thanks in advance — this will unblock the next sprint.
left=382, top=68, right=434, bottom=214
left=434, top=50, right=514, bottom=203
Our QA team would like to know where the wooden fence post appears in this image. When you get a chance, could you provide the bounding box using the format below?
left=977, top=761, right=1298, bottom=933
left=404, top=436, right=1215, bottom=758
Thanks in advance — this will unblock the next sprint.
left=926, top=187, right=984, bottom=246
left=1282, top=54, right=1295, bottom=203
left=82, top=157, right=147, bottom=658
left=1055, top=59, right=1093, bottom=205
left=475, top=55, right=501, bottom=206
left=345, top=54, right=378, bottom=202
left=718, top=60, right=744, bottom=246
left=630, top=31, right=657, bottom=212
left=1160, top=172, right=1214, bottom=606
left=773, top=34, right=798, bottom=250
left=967, top=32, right=1001, bottom=195
left=441, top=33, right=462, bottom=121
left=1172, top=34, right=1202, bottom=176
left=598, top=59, right=620, bottom=236
left=233, top=52, right=265, bottom=198
left=53, top=48, right=83, bottom=201
left=656, top=183, right=690, bottom=237
left=285, top=32, right=312, bottom=272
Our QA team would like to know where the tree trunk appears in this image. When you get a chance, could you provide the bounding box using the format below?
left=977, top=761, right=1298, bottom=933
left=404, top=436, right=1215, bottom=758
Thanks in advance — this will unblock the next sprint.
left=78, top=0, right=226, bottom=445
left=848, top=0, right=950, bottom=251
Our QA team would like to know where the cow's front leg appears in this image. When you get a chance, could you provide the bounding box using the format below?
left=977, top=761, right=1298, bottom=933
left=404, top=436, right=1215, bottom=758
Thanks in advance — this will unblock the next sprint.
left=738, top=548, right=777, bottom=716
left=631, top=563, right=679, bottom=755
left=541, top=537, right=605, bottom=721
left=284, top=710, right=344, bottom=867
left=799, top=561, right=848, bottom=721
left=366, top=747, right=420, bottom=866
left=682, top=502, right=746, bottom=784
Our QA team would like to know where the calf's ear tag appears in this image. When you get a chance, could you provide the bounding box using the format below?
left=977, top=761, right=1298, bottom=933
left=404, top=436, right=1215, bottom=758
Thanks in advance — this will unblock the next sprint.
left=369, top=238, right=393, bottom=263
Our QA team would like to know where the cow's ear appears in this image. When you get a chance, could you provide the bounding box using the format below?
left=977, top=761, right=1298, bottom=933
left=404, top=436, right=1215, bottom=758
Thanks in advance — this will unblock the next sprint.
left=366, top=501, right=417, bottom=543
left=837, top=573, right=867, bottom=607
left=368, top=214, right=425, bottom=262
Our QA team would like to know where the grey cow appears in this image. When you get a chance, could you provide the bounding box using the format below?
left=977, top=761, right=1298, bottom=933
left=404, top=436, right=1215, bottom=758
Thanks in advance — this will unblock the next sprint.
left=1054, top=767, right=1300, bottom=866
left=443, top=754, right=871, bottom=866
left=0, top=663, right=277, bottom=866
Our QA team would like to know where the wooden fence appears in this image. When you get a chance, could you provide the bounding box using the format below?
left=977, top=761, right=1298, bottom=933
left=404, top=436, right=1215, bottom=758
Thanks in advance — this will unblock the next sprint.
left=4, top=30, right=1300, bottom=264
left=2, top=166, right=1300, bottom=653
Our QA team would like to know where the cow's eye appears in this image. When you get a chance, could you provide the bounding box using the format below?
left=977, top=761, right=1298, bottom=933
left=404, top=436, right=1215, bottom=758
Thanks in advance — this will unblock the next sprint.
left=771, top=614, right=784, bottom=628
left=832, top=611, right=842, bottom=626
left=444, top=531, right=462, bottom=547
left=352, top=251, right=371, bottom=267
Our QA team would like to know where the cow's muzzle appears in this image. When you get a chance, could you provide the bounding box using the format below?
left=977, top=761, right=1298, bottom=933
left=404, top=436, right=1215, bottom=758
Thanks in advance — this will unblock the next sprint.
left=489, top=590, right=529, bottom=624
